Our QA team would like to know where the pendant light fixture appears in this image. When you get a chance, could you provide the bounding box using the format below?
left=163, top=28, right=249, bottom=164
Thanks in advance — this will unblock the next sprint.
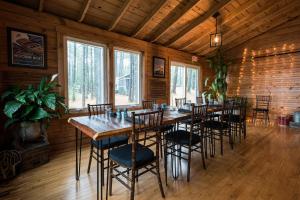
left=210, top=12, right=222, bottom=47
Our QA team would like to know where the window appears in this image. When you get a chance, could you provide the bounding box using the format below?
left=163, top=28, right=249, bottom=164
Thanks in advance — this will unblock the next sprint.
left=66, top=39, right=106, bottom=109
left=170, top=62, right=199, bottom=106
left=114, top=49, right=141, bottom=106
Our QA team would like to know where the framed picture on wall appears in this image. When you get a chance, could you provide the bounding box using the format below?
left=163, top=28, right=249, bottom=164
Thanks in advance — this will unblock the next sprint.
left=7, top=27, right=47, bottom=68
left=153, top=56, right=166, bottom=78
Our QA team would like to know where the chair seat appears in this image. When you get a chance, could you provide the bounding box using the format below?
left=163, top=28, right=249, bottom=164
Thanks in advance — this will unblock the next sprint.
left=160, top=125, right=174, bottom=132
left=253, top=108, right=269, bottom=112
left=223, top=114, right=244, bottom=123
left=181, top=118, right=201, bottom=125
left=165, top=130, right=201, bottom=145
left=208, top=113, right=220, bottom=118
left=203, top=120, right=229, bottom=130
left=92, top=135, right=128, bottom=150
left=109, top=143, right=155, bottom=168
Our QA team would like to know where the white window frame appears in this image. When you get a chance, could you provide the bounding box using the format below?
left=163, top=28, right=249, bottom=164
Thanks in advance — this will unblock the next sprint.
left=170, top=61, right=200, bottom=104
left=113, top=47, right=143, bottom=108
left=64, top=36, right=109, bottom=111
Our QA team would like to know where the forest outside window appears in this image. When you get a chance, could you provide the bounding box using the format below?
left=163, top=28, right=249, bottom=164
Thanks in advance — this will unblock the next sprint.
left=114, top=49, right=141, bottom=106
left=66, top=39, right=106, bottom=109
left=170, top=62, right=199, bottom=106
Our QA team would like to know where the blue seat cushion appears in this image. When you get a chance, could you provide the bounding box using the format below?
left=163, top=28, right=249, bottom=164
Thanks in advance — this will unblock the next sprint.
left=181, top=118, right=202, bottom=125
left=253, top=108, right=268, bottom=112
left=109, top=143, right=155, bottom=168
left=203, top=121, right=229, bottom=130
left=92, top=135, right=128, bottom=150
left=223, top=114, right=244, bottom=123
left=160, top=125, right=174, bottom=132
left=165, top=130, right=201, bottom=145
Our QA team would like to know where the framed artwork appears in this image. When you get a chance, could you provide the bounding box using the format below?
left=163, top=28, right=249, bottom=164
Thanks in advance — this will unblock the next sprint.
left=7, top=27, right=47, bottom=68
left=153, top=56, right=166, bottom=78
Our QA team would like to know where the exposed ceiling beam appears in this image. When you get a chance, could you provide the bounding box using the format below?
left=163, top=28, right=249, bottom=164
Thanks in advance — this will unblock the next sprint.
left=198, top=0, right=297, bottom=55
left=180, top=0, right=260, bottom=51
left=78, top=0, right=92, bottom=22
left=164, top=0, right=231, bottom=47
left=38, top=0, right=44, bottom=12
left=132, top=0, right=168, bottom=37
left=109, top=0, right=135, bottom=31
left=151, top=0, right=200, bottom=42
left=225, top=16, right=300, bottom=54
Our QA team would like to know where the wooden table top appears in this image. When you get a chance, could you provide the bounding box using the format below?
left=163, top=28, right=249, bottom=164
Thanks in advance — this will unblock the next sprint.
left=68, top=109, right=191, bottom=140
left=68, top=106, right=223, bottom=141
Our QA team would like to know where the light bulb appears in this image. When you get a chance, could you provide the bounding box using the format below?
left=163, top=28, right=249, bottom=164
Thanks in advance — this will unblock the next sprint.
left=214, top=36, right=219, bottom=43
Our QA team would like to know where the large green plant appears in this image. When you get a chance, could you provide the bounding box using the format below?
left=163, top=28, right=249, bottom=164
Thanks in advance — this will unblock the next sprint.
left=1, top=74, right=68, bottom=128
left=203, top=48, right=229, bottom=102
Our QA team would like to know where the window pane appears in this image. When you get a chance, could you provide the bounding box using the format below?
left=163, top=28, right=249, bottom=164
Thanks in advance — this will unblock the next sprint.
left=67, top=40, right=105, bottom=109
left=170, top=65, right=185, bottom=106
left=186, top=67, right=198, bottom=103
left=114, top=49, right=140, bottom=106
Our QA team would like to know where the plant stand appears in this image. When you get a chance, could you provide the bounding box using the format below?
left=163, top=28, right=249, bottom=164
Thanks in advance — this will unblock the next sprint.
left=19, top=141, right=50, bottom=172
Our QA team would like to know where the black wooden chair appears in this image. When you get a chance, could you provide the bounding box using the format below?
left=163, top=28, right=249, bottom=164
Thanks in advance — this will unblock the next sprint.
left=252, top=95, right=271, bottom=124
left=203, top=100, right=234, bottom=156
left=175, top=98, right=186, bottom=108
left=196, top=96, right=204, bottom=105
left=224, top=97, right=248, bottom=143
left=87, top=104, right=129, bottom=186
left=142, top=100, right=173, bottom=157
left=142, top=99, right=155, bottom=109
left=164, top=104, right=207, bottom=182
left=108, top=110, right=165, bottom=200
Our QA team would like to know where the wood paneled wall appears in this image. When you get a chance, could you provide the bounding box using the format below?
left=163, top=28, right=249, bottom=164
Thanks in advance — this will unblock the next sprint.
left=226, top=16, right=300, bottom=120
left=0, top=1, right=212, bottom=153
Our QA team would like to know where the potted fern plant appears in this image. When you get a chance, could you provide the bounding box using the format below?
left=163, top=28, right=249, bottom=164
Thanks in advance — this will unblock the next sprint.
left=203, top=48, right=229, bottom=103
left=1, top=74, right=68, bottom=149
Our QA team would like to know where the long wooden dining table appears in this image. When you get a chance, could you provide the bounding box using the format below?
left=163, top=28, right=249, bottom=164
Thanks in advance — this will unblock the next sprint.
left=68, top=106, right=222, bottom=200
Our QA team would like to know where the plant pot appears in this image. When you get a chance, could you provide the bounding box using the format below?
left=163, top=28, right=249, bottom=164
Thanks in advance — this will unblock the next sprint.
left=12, top=121, right=48, bottom=150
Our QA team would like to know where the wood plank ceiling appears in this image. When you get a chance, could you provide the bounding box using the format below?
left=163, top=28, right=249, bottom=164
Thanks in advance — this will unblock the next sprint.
left=6, top=0, right=300, bottom=56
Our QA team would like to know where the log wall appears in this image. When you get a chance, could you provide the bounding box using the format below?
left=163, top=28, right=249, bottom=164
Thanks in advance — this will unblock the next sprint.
left=0, top=1, right=213, bottom=153
left=226, top=16, right=300, bottom=121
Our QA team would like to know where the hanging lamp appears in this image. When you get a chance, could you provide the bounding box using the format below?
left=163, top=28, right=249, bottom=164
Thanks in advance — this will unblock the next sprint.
left=210, top=12, right=222, bottom=47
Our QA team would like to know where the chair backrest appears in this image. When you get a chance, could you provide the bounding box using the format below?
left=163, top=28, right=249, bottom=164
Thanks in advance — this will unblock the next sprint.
left=240, top=97, right=248, bottom=120
left=235, top=97, right=248, bottom=120
left=221, top=100, right=235, bottom=122
left=130, top=110, right=164, bottom=167
left=256, top=95, right=271, bottom=109
left=196, top=96, right=204, bottom=105
left=142, top=100, right=155, bottom=109
left=191, top=104, right=208, bottom=129
left=87, top=103, right=113, bottom=116
left=175, top=98, right=186, bottom=108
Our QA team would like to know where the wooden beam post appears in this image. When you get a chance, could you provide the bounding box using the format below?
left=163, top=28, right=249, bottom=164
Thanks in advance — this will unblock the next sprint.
left=38, top=0, right=44, bottom=12
left=78, top=0, right=92, bottom=22
left=164, top=0, right=231, bottom=47
left=131, top=0, right=168, bottom=37
left=151, top=0, right=200, bottom=42
left=109, top=0, right=134, bottom=31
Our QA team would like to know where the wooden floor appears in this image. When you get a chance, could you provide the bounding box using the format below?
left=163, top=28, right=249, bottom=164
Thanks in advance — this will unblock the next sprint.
left=1, top=124, right=300, bottom=200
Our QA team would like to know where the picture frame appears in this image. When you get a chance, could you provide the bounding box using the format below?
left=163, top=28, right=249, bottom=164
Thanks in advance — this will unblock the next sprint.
left=7, top=27, right=47, bottom=68
left=152, top=56, right=166, bottom=78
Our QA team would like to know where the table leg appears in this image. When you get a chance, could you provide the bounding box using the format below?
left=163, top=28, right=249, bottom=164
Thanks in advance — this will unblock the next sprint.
left=97, top=140, right=103, bottom=200
left=75, top=128, right=83, bottom=181
left=105, top=138, right=111, bottom=200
